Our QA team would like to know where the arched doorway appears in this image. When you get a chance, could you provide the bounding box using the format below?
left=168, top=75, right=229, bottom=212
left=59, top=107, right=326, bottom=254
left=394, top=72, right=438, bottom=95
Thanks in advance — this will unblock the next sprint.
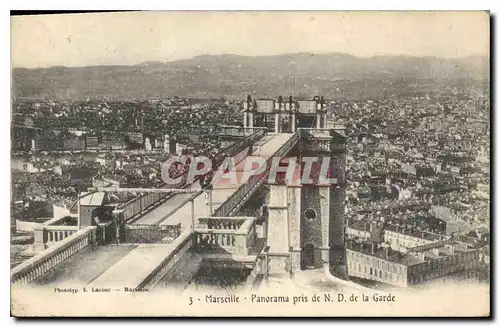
left=303, top=244, right=315, bottom=269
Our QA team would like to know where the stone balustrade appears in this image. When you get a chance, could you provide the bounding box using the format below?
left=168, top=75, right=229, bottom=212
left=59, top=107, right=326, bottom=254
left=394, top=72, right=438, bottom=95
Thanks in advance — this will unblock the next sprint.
left=194, top=230, right=247, bottom=254
left=11, top=226, right=97, bottom=287
left=194, top=216, right=257, bottom=255
left=197, top=216, right=247, bottom=230
left=33, top=225, right=80, bottom=247
left=45, top=226, right=79, bottom=243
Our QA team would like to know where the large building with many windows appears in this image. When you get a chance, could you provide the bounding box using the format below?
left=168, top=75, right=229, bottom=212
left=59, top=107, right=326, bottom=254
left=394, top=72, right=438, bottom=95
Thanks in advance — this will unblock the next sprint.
left=346, top=237, right=483, bottom=287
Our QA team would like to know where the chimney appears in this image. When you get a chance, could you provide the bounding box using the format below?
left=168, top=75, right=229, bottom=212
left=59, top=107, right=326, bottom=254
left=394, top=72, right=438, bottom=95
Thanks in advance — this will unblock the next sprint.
left=371, top=243, right=376, bottom=254
left=278, top=95, right=283, bottom=103
left=321, top=96, right=325, bottom=107
left=289, top=95, right=293, bottom=104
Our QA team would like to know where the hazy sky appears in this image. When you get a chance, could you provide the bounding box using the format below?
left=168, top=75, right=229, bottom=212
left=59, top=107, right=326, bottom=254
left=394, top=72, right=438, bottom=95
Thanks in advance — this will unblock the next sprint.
left=11, top=11, right=489, bottom=68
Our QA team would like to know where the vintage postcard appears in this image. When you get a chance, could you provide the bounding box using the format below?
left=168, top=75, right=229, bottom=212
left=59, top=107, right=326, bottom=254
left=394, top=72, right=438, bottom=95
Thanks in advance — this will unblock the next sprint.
left=10, top=11, right=490, bottom=317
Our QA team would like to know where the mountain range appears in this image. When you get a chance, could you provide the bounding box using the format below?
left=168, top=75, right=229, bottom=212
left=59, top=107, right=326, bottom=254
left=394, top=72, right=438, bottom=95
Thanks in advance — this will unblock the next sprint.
left=12, top=53, right=489, bottom=101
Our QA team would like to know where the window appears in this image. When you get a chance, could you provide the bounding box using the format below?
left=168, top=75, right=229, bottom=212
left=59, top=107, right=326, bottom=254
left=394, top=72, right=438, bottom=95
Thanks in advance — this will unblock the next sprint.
left=304, top=208, right=317, bottom=220
left=370, top=268, right=373, bottom=275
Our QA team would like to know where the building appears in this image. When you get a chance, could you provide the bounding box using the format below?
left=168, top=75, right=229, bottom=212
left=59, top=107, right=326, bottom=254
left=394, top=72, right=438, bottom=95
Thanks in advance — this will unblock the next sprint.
left=242, top=95, right=328, bottom=133
left=346, top=220, right=446, bottom=252
left=346, top=238, right=482, bottom=287
left=383, top=224, right=445, bottom=252
left=54, top=165, right=95, bottom=185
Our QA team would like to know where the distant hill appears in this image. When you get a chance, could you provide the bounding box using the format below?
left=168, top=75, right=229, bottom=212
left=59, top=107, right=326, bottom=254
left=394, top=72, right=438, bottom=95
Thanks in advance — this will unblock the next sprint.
left=12, top=53, right=489, bottom=101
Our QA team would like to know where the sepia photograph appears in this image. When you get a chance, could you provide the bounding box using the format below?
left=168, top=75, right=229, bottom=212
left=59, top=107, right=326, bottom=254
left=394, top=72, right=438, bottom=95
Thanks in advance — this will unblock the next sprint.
left=9, top=10, right=490, bottom=317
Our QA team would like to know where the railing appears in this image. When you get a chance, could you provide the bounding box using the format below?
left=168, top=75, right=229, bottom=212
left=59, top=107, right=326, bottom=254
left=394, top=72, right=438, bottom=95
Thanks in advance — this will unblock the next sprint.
left=162, top=128, right=265, bottom=190
left=123, top=223, right=182, bottom=244
left=194, top=229, right=249, bottom=255
left=197, top=217, right=247, bottom=230
left=194, top=217, right=257, bottom=255
left=44, top=225, right=80, bottom=243
left=118, top=191, right=168, bottom=221
left=214, top=130, right=300, bottom=217
left=212, top=128, right=266, bottom=169
left=11, top=226, right=97, bottom=287
left=217, top=125, right=265, bottom=137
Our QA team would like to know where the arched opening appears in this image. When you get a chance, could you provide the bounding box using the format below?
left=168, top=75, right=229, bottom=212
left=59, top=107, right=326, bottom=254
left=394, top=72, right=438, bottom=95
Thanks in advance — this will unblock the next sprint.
left=302, top=243, right=315, bottom=269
